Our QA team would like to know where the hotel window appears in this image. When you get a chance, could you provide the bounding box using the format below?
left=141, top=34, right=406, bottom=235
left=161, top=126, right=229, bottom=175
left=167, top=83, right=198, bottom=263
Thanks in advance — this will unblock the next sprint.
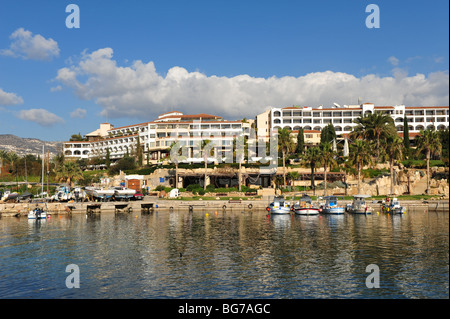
left=415, top=118, right=424, bottom=122
left=414, top=110, right=424, bottom=115
left=273, top=111, right=281, bottom=117
left=282, top=111, right=292, bottom=117
left=323, top=119, right=332, bottom=124
left=313, top=119, right=321, bottom=124
left=293, top=119, right=302, bottom=123
left=322, top=112, right=331, bottom=117
left=333, top=112, right=342, bottom=117
left=305, top=134, right=313, bottom=138
left=426, top=117, right=434, bottom=122
left=333, top=119, right=342, bottom=123
left=232, top=124, right=241, bottom=129
left=436, top=110, right=445, bottom=115
left=353, top=111, right=362, bottom=116
left=303, top=119, right=312, bottom=123
left=201, top=124, right=209, bottom=129
left=303, top=112, right=311, bottom=117
left=293, top=111, right=302, bottom=117
left=405, top=110, right=413, bottom=116
left=343, top=112, right=352, bottom=117
left=284, top=119, right=292, bottom=123
left=344, top=118, right=353, bottom=123
left=313, top=112, right=322, bottom=117
left=426, top=110, right=434, bottom=115
left=437, top=117, right=446, bottom=122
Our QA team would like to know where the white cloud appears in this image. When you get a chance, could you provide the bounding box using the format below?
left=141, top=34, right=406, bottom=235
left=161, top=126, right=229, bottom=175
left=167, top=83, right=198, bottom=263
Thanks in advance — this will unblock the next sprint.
left=70, top=108, right=87, bottom=119
left=18, top=108, right=64, bottom=126
left=388, top=56, right=399, bottom=66
left=50, top=85, right=62, bottom=92
left=56, top=48, right=450, bottom=120
left=0, top=88, right=24, bottom=105
left=1, top=28, right=60, bottom=61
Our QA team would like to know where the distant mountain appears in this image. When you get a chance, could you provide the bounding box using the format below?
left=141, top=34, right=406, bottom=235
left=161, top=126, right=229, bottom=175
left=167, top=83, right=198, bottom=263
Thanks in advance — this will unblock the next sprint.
left=0, top=134, right=62, bottom=157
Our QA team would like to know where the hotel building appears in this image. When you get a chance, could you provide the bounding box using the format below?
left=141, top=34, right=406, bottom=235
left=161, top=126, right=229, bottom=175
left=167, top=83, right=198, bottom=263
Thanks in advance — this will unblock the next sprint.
left=63, top=111, right=253, bottom=163
left=256, top=103, right=449, bottom=142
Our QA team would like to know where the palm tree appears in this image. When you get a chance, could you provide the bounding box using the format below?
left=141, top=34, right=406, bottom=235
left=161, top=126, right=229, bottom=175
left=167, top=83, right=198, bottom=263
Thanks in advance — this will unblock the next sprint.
left=320, top=142, right=337, bottom=196
left=54, top=161, right=84, bottom=187
left=169, top=141, right=186, bottom=189
left=200, top=139, right=213, bottom=190
left=385, top=135, right=404, bottom=195
left=303, top=146, right=322, bottom=195
left=347, top=139, right=373, bottom=194
left=352, top=111, right=396, bottom=161
left=278, top=128, right=295, bottom=188
left=415, top=129, right=442, bottom=194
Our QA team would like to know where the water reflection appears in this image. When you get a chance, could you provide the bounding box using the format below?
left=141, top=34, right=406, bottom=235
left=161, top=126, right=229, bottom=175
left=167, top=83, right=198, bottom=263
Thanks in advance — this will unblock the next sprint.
left=0, top=209, right=448, bottom=298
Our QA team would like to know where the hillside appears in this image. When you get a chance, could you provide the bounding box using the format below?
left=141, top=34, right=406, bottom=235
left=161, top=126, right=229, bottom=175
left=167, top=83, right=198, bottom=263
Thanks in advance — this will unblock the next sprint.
left=0, top=134, right=62, bottom=157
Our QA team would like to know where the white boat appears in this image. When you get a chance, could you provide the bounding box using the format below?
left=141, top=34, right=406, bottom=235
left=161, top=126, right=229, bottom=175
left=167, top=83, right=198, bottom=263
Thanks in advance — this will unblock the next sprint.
left=292, top=194, right=320, bottom=215
left=85, top=186, right=115, bottom=201
left=1, top=190, right=19, bottom=202
left=28, top=207, right=48, bottom=220
left=382, top=197, right=405, bottom=214
left=348, top=195, right=372, bottom=214
left=267, top=196, right=291, bottom=215
left=321, top=196, right=345, bottom=214
left=112, top=186, right=136, bottom=200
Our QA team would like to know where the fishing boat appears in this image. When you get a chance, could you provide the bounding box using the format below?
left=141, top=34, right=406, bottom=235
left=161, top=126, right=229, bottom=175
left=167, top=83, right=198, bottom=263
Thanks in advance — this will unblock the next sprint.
left=292, top=194, right=320, bottom=215
left=267, top=196, right=291, bottom=215
left=382, top=197, right=405, bottom=214
left=348, top=195, right=372, bottom=214
left=28, top=207, right=48, bottom=220
left=112, top=186, right=136, bottom=201
left=321, top=196, right=345, bottom=214
left=85, top=186, right=115, bottom=201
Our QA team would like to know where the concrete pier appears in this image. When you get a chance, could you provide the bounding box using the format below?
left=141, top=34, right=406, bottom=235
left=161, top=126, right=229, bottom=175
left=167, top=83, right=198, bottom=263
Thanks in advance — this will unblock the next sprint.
left=0, top=198, right=448, bottom=217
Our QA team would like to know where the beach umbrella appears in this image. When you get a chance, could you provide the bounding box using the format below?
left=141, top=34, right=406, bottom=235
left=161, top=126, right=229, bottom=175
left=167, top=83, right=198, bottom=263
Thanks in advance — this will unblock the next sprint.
left=343, top=137, right=349, bottom=157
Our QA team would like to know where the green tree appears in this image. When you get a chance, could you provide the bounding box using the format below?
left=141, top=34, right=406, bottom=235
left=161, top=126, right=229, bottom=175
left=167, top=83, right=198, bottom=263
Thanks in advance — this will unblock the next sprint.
left=320, top=141, right=337, bottom=196
left=385, top=135, right=404, bottom=195
left=403, top=116, right=410, bottom=157
left=351, top=111, right=396, bottom=161
left=347, top=139, right=373, bottom=194
left=54, top=161, right=84, bottom=187
left=303, top=146, right=322, bottom=195
left=320, top=124, right=336, bottom=145
left=415, top=129, right=442, bottom=194
left=296, top=127, right=305, bottom=155
left=278, top=128, right=295, bottom=187
left=200, top=139, right=213, bottom=190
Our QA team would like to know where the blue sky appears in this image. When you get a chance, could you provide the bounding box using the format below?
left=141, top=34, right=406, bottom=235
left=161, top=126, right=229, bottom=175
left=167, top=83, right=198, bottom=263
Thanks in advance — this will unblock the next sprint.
left=0, top=0, right=448, bottom=141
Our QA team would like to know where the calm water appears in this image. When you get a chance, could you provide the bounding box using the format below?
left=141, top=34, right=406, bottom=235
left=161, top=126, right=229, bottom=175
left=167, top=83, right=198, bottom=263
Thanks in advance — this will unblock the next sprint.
left=0, top=208, right=448, bottom=299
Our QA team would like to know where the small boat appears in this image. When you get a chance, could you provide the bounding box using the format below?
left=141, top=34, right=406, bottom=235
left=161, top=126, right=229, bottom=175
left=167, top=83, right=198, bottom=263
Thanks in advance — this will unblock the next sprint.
left=85, top=186, right=115, bottom=201
left=1, top=190, right=19, bottom=202
left=267, top=196, right=291, bottom=215
left=28, top=207, right=48, bottom=220
left=382, top=197, right=405, bottom=214
left=292, top=194, right=320, bottom=215
left=321, top=196, right=345, bottom=214
left=348, top=195, right=372, bottom=214
left=112, top=186, right=136, bottom=201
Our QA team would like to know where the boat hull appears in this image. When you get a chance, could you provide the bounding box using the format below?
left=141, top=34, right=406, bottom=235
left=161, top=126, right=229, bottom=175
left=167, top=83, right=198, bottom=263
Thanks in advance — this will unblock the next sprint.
left=294, top=208, right=320, bottom=215
left=270, top=207, right=291, bottom=215
left=348, top=208, right=371, bottom=214
left=322, top=207, right=345, bottom=214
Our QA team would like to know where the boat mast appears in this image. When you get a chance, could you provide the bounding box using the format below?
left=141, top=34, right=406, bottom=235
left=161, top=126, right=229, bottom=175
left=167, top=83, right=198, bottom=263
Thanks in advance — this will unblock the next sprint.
left=41, top=144, right=44, bottom=197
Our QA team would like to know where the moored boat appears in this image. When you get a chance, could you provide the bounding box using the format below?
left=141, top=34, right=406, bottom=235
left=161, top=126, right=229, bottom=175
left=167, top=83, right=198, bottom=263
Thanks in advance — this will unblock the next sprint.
left=28, top=207, right=48, bottom=220
left=112, top=186, right=136, bottom=201
left=321, top=196, right=345, bottom=214
left=267, top=196, right=291, bottom=214
left=292, top=194, right=320, bottom=215
left=348, top=195, right=372, bottom=214
left=382, top=197, right=405, bottom=214
left=85, top=186, right=115, bottom=201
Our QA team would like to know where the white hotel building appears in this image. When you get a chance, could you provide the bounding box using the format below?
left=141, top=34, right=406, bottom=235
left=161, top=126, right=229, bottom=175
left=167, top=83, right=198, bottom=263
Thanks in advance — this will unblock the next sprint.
left=256, top=103, right=449, bottom=142
left=63, top=112, right=252, bottom=163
